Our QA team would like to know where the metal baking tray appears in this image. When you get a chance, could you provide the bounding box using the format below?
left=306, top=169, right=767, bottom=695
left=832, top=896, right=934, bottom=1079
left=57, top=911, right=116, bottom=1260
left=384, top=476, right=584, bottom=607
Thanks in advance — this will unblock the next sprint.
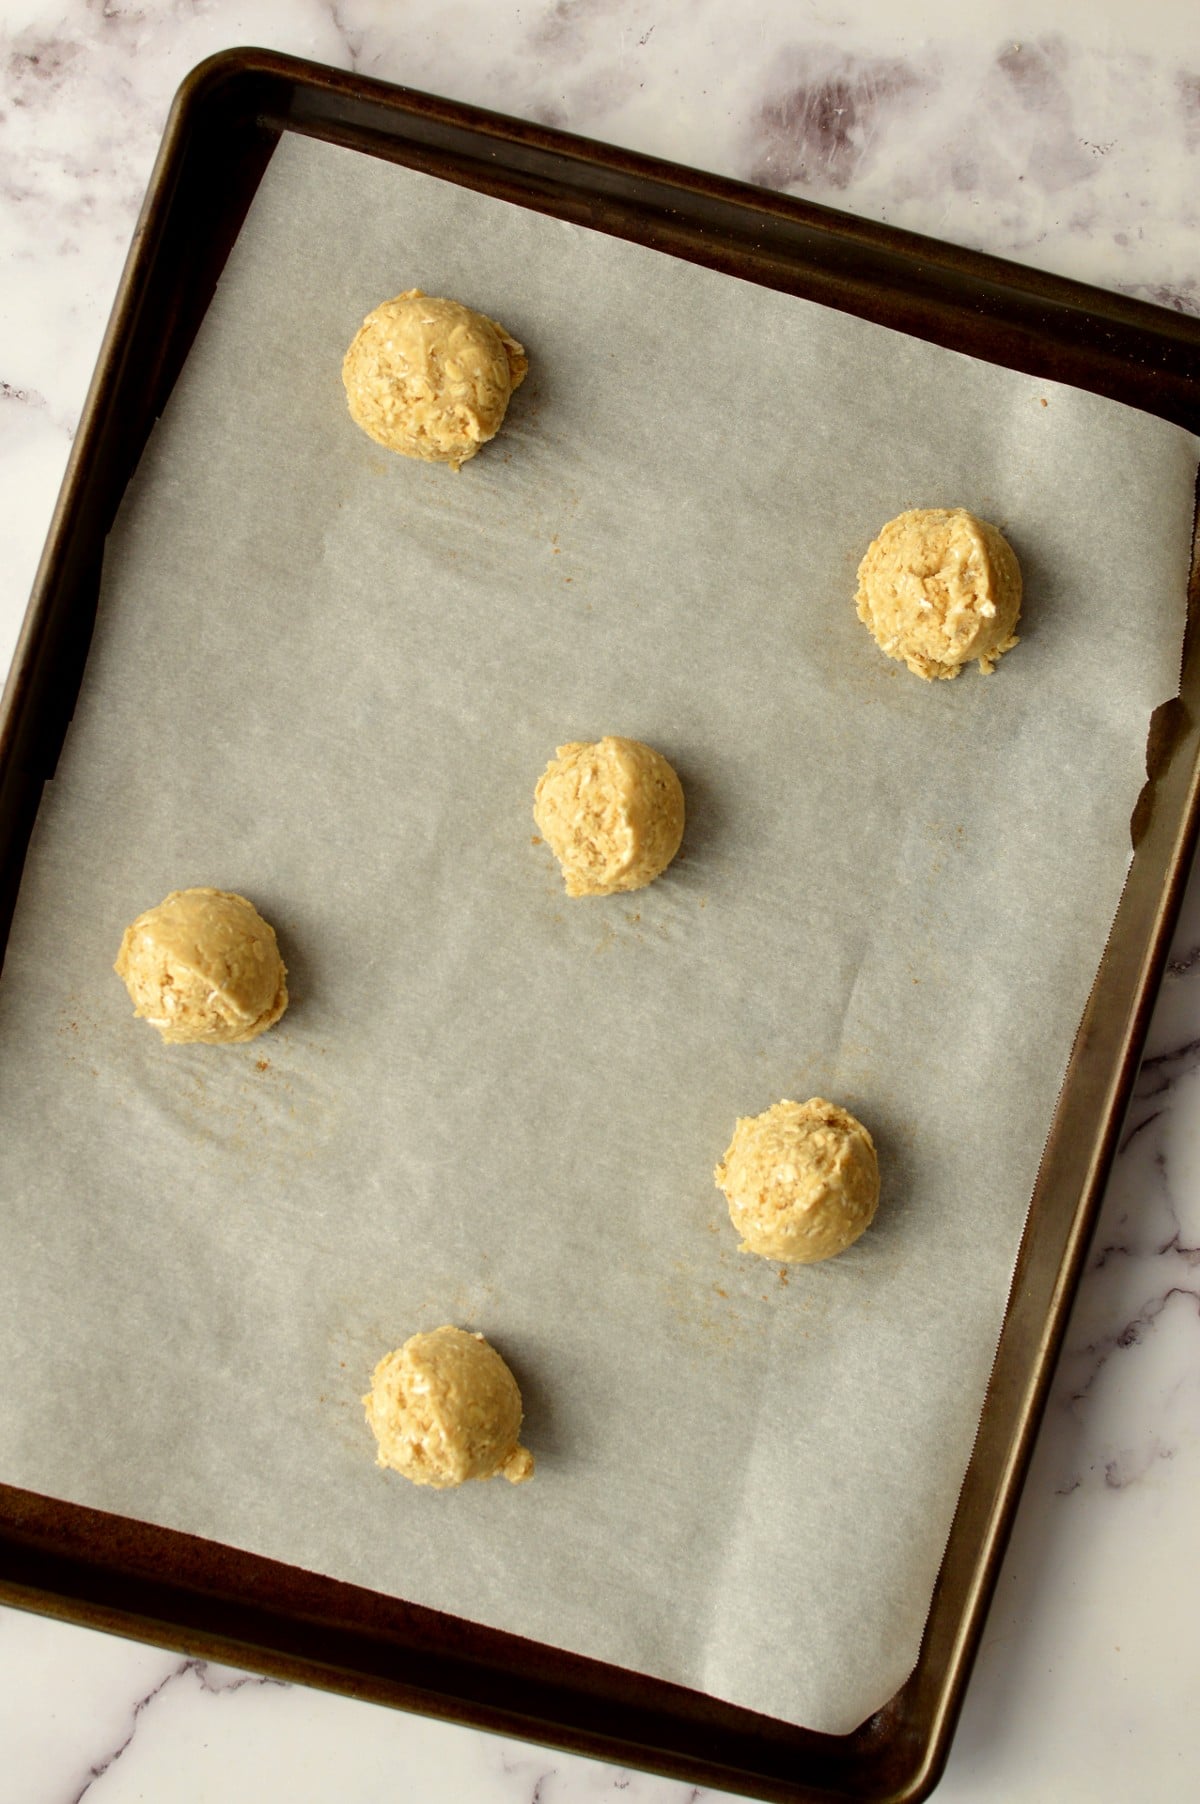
left=1, top=48, right=1198, bottom=1804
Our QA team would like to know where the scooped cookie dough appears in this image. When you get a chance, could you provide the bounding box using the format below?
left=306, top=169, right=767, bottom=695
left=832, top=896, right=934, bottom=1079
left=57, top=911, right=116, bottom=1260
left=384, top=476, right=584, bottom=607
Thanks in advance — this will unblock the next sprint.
left=114, top=888, right=288, bottom=1045
left=715, top=1098, right=880, bottom=1264
left=342, top=289, right=528, bottom=470
left=534, top=736, right=685, bottom=897
left=363, top=1325, right=534, bottom=1490
left=855, top=507, right=1021, bottom=680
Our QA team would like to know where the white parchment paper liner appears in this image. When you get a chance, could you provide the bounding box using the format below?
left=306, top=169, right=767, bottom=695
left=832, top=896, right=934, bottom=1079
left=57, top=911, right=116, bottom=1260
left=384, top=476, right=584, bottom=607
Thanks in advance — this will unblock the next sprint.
left=1, top=133, right=1197, bottom=1735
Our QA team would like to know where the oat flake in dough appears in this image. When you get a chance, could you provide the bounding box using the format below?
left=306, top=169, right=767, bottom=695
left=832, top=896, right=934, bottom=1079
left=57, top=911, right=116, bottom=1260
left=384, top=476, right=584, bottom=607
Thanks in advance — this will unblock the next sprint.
left=341, top=289, right=528, bottom=470
left=114, top=887, right=288, bottom=1045
left=855, top=507, right=1022, bottom=680
left=533, top=736, right=685, bottom=897
left=363, top=1326, right=534, bottom=1490
left=715, top=1098, right=880, bottom=1264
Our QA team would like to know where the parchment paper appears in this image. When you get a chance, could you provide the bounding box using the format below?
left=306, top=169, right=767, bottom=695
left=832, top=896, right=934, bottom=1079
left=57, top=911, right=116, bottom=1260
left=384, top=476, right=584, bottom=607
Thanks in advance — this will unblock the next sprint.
left=1, top=133, right=1197, bottom=1736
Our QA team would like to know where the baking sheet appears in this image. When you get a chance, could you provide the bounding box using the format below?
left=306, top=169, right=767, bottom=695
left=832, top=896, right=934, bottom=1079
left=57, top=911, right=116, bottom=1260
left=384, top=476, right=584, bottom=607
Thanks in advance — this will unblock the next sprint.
left=0, top=132, right=1196, bottom=1737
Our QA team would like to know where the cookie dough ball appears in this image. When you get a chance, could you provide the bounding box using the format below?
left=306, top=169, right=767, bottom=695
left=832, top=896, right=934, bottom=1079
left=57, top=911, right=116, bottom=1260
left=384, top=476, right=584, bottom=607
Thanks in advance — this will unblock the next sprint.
left=534, top=736, right=685, bottom=897
left=115, top=888, right=288, bottom=1045
left=715, top=1098, right=880, bottom=1264
left=363, top=1326, right=534, bottom=1490
left=342, top=289, right=527, bottom=470
left=855, top=507, right=1021, bottom=680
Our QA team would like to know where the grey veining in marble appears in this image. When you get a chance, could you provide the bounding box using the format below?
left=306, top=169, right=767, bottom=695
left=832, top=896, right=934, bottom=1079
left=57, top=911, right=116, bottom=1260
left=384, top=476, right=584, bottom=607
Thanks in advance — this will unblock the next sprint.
left=1, top=2, right=1198, bottom=1800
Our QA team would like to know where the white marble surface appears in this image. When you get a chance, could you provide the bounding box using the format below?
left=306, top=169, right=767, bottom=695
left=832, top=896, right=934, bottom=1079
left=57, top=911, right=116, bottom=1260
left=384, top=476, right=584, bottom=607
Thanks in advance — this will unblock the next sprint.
left=1, top=2, right=1197, bottom=1798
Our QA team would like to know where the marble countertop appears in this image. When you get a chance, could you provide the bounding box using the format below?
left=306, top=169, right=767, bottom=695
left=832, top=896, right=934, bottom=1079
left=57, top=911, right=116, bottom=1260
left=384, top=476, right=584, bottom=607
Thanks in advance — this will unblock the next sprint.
left=1, top=2, right=1197, bottom=1799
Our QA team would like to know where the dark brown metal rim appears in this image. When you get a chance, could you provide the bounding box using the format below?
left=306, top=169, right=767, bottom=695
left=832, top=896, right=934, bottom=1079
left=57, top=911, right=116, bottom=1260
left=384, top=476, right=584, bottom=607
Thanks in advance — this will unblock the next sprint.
left=184, top=46, right=1200, bottom=363
left=2, top=45, right=1198, bottom=1804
